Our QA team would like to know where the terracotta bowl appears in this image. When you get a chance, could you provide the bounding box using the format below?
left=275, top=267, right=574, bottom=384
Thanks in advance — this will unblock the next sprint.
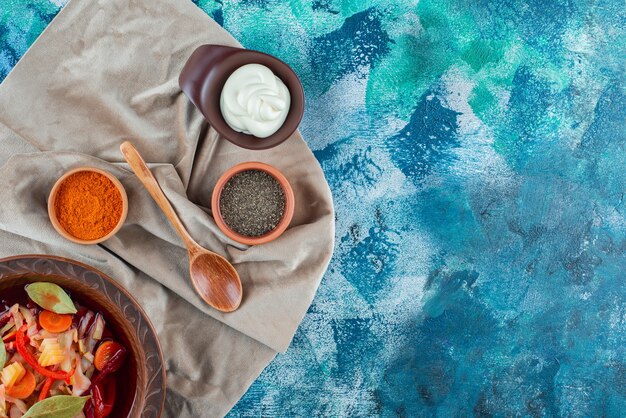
left=48, top=167, right=128, bottom=245
left=0, top=255, right=165, bottom=417
left=179, top=44, right=305, bottom=150
left=211, top=162, right=295, bottom=246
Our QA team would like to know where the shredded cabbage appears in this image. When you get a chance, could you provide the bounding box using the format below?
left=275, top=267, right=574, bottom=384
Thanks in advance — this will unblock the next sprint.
left=78, top=312, right=93, bottom=338
left=1, top=363, right=25, bottom=389
left=8, top=404, right=20, bottom=418
left=58, top=330, right=75, bottom=373
left=4, top=396, right=26, bottom=414
left=0, top=322, right=14, bottom=337
left=7, top=307, right=21, bottom=332
left=17, top=309, right=32, bottom=328
left=70, top=352, right=91, bottom=396
left=91, top=314, right=105, bottom=340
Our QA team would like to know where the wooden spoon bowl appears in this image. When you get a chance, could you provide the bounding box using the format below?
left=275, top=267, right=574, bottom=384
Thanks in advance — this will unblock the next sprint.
left=120, top=141, right=242, bottom=312
left=189, top=252, right=243, bottom=310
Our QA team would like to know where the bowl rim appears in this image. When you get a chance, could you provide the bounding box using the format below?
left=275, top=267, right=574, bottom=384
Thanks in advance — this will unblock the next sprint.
left=0, top=254, right=166, bottom=417
left=48, top=167, right=129, bottom=245
left=211, top=162, right=295, bottom=246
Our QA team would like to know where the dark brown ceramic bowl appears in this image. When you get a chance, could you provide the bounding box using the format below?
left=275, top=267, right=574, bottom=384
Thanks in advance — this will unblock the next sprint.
left=179, top=44, right=305, bottom=150
left=0, top=255, right=165, bottom=418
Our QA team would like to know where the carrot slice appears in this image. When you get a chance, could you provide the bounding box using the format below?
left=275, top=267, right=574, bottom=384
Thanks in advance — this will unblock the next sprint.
left=7, top=369, right=36, bottom=399
left=39, top=310, right=72, bottom=333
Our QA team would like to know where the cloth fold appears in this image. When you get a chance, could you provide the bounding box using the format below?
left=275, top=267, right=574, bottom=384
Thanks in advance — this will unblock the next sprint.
left=0, top=0, right=334, bottom=416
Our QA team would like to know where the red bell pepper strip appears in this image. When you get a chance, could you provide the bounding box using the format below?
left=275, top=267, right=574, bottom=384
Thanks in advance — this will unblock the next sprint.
left=15, top=327, right=74, bottom=384
left=38, top=377, right=54, bottom=401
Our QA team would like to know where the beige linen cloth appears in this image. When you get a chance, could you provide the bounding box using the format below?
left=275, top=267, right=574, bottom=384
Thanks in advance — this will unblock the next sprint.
left=0, top=0, right=334, bottom=416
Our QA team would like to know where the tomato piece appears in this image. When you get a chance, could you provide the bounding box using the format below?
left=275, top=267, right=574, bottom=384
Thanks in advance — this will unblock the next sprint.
left=94, top=341, right=126, bottom=373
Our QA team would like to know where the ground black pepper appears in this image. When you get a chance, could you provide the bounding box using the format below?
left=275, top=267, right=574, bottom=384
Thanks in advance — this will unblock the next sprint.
left=219, top=169, right=286, bottom=237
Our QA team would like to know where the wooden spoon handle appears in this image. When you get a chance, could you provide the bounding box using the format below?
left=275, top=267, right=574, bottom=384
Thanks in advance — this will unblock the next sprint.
left=120, top=141, right=197, bottom=251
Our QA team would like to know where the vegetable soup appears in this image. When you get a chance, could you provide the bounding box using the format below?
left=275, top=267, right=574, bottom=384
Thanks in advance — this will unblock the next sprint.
left=0, top=282, right=134, bottom=418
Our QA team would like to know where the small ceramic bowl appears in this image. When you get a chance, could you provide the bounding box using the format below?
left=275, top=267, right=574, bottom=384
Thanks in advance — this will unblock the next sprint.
left=48, top=167, right=128, bottom=245
left=0, top=255, right=166, bottom=417
left=211, top=162, right=295, bottom=245
left=179, top=44, right=305, bottom=150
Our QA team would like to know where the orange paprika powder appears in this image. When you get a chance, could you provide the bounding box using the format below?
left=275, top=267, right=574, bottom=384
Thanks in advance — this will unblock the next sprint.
left=54, top=171, right=123, bottom=240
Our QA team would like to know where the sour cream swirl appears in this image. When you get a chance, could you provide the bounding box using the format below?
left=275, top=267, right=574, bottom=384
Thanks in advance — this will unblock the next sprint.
left=219, top=64, right=291, bottom=138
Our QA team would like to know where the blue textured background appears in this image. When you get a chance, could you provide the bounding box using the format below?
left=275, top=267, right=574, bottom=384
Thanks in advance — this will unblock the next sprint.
left=2, top=0, right=626, bottom=416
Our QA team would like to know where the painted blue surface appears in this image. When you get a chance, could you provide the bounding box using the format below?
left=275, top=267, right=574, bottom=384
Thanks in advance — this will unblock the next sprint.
left=2, top=0, right=625, bottom=416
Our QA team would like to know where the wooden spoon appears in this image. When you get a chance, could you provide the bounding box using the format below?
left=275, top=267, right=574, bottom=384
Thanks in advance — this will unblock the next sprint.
left=120, top=141, right=242, bottom=312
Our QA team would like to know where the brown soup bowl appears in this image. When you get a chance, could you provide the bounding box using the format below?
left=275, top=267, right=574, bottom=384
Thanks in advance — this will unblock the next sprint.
left=0, top=255, right=165, bottom=418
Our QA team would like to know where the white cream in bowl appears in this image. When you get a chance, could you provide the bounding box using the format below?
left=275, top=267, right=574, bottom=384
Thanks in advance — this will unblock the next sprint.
left=219, top=64, right=291, bottom=138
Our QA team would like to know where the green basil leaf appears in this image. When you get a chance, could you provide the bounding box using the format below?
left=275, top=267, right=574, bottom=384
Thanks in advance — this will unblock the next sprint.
left=22, top=395, right=90, bottom=418
left=25, top=283, right=77, bottom=314
left=0, top=336, right=5, bottom=368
